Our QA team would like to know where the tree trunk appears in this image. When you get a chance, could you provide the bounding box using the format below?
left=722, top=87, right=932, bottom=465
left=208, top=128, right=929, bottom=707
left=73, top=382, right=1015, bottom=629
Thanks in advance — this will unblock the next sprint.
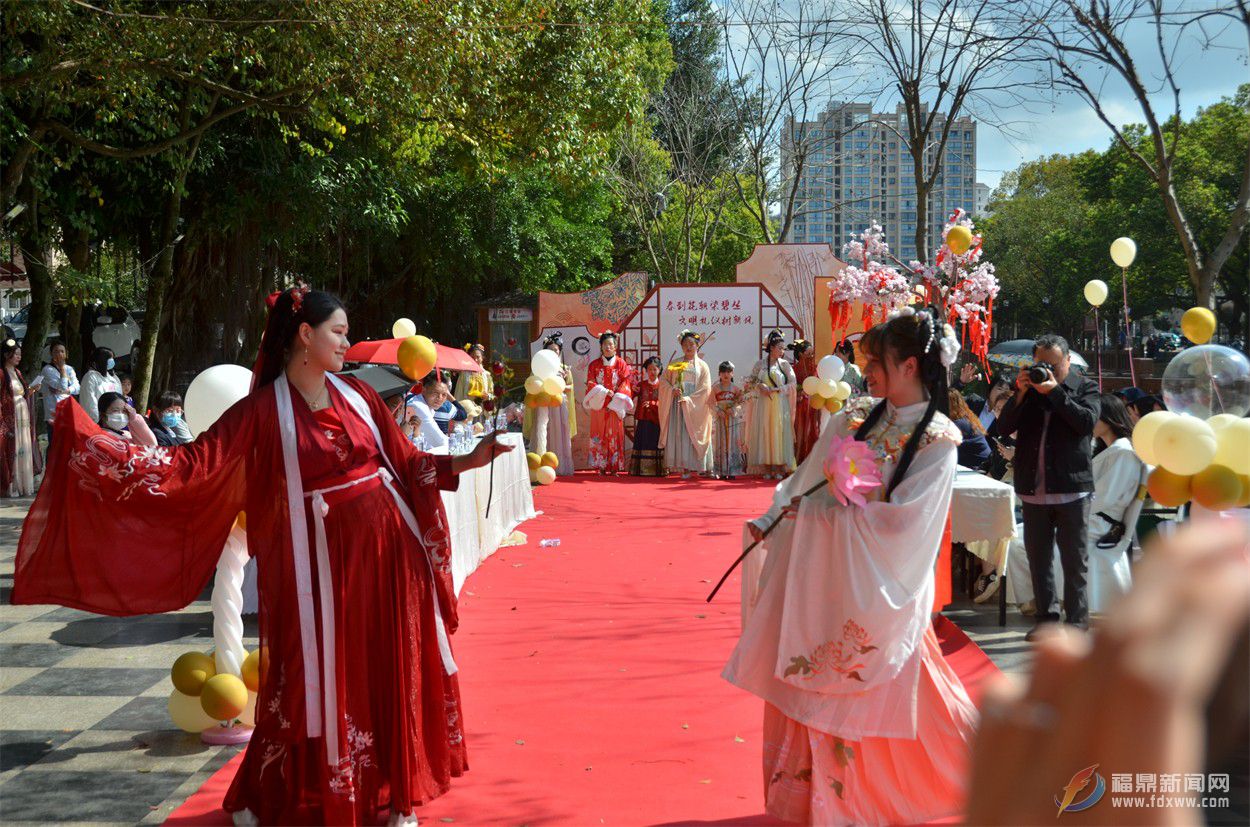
left=62, top=226, right=91, bottom=370
left=912, top=148, right=929, bottom=264
left=133, top=181, right=185, bottom=411
left=15, top=184, right=53, bottom=377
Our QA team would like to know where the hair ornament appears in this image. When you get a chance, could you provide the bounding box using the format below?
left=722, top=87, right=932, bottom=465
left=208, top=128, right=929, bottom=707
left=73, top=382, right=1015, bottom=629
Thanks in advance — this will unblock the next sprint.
left=680, top=329, right=701, bottom=342
left=938, top=323, right=961, bottom=367
left=4, top=339, right=15, bottom=348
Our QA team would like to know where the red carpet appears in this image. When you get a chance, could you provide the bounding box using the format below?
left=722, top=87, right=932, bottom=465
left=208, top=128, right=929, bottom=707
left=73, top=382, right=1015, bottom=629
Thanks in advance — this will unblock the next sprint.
left=166, top=474, right=997, bottom=826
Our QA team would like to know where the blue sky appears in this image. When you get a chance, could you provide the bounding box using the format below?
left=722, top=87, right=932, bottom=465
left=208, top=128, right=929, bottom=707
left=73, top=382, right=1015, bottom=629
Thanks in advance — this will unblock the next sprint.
left=974, top=12, right=1248, bottom=190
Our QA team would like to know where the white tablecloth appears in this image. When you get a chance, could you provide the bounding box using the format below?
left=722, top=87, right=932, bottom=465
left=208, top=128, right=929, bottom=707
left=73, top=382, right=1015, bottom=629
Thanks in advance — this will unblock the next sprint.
left=952, top=470, right=1017, bottom=575
left=434, top=433, right=538, bottom=594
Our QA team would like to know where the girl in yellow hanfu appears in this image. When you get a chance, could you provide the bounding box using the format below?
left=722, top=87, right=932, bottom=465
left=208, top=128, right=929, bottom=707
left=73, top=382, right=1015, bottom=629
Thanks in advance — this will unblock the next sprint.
left=745, top=330, right=797, bottom=480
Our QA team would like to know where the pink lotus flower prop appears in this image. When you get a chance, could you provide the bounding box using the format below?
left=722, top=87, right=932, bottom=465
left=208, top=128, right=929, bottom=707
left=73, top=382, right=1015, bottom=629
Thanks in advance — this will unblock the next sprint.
left=822, top=435, right=883, bottom=506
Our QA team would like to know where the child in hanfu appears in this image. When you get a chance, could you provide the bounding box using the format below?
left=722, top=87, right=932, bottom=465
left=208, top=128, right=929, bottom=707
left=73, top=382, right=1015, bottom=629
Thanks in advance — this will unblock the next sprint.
left=709, top=360, right=745, bottom=480
left=723, top=308, right=977, bottom=826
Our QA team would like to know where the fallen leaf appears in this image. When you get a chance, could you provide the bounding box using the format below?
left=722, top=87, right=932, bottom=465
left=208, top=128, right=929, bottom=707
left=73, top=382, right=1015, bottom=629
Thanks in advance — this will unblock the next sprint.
left=440, top=819, right=455, bottom=823
left=699, top=779, right=712, bottom=784
left=695, top=614, right=706, bottom=619
left=585, top=766, right=593, bottom=771
left=515, top=739, right=525, bottom=745
left=681, top=723, right=689, bottom=729
left=733, top=736, right=745, bottom=743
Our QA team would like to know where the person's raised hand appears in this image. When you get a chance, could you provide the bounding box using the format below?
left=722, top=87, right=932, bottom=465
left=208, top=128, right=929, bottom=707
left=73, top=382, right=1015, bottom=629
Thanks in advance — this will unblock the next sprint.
left=960, top=363, right=979, bottom=385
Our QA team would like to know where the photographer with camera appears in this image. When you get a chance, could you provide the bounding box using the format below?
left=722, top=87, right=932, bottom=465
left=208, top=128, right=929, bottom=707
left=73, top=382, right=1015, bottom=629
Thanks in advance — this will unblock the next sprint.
left=997, top=334, right=1101, bottom=640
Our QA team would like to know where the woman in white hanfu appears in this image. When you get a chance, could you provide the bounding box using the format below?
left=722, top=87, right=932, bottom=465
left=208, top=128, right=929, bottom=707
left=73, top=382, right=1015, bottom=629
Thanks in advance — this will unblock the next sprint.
left=723, top=308, right=978, bottom=825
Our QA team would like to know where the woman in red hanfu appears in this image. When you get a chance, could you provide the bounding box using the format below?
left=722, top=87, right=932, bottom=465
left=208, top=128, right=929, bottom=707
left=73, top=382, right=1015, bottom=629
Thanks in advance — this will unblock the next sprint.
left=789, top=339, right=820, bottom=465
left=582, top=331, right=633, bottom=475
left=11, top=287, right=510, bottom=826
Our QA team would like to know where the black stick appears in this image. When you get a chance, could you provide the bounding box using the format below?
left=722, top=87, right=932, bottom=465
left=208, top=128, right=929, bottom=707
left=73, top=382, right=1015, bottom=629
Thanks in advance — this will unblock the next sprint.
left=706, top=478, right=826, bottom=602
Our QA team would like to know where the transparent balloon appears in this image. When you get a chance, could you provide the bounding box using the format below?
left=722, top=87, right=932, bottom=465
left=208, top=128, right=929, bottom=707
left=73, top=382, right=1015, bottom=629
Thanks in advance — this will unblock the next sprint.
left=1161, top=345, right=1250, bottom=419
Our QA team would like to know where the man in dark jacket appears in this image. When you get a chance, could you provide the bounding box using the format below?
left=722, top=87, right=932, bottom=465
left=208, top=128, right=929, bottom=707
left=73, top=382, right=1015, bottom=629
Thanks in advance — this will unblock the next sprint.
left=997, top=334, right=1101, bottom=638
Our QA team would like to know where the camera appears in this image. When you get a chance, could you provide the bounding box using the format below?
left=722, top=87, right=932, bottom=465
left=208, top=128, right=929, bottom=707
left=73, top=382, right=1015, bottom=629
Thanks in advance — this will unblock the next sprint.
left=1028, top=363, right=1052, bottom=384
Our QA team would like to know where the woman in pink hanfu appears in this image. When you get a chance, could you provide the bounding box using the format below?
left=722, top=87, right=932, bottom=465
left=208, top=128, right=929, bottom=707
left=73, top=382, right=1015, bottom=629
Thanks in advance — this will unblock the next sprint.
left=583, top=331, right=633, bottom=475
left=723, top=308, right=977, bottom=825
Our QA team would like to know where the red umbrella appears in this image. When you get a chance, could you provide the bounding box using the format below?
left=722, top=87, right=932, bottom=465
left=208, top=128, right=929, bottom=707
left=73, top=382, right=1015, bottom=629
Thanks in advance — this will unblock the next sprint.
left=345, top=338, right=482, bottom=373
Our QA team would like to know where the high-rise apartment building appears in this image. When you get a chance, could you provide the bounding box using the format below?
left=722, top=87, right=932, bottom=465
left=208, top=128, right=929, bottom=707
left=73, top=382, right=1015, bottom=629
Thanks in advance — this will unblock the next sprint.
left=782, top=102, right=977, bottom=263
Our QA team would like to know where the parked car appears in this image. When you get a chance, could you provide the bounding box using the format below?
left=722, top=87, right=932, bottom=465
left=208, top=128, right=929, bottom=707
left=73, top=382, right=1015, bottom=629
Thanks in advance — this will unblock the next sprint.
left=6, top=302, right=143, bottom=368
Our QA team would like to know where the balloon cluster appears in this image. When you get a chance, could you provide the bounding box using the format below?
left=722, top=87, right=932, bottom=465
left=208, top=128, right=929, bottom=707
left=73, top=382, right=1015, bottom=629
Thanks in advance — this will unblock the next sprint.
left=524, top=350, right=566, bottom=408
left=1132, top=314, right=1250, bottom=511
left=167, top=649, right=263, bottom=734
left=801, top=355, right=853, bottom=413
left=526, top=451, right=559, bottom=485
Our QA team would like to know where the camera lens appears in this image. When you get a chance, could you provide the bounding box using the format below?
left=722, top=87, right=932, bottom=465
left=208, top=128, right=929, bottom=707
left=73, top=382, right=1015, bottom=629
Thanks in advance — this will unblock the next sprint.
left=1028, top=365, right=1050, bottom=384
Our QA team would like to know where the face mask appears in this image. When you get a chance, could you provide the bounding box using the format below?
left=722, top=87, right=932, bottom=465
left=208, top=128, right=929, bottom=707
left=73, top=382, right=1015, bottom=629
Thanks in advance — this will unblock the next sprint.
left=161, top=412, right=181, bottom=428
left=106, top=412, right=129, bottom=430
left=105, top=357, right=116, bottom=371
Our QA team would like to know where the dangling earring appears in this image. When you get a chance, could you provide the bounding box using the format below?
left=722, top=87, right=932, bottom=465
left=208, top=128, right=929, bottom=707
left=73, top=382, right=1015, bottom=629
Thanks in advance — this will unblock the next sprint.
left=303, top=346, right=309, bottom=366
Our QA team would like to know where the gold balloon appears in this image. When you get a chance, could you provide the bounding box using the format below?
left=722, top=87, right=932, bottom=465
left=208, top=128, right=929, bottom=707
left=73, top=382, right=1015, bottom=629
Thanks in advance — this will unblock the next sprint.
left=525, top=452, right=542, bottom=470
left=397, top=335, right=437, bottom=381
left=240, top=649, right=261, bottom=693
left=1180, top=307, right=1216, bottom=344
left=168, top=689, right=217, bottom=733
left=171, top=652, right=216, bottom=697
left=825, top=398, right=843, bottom=414
left=524, top=395, right=538, bottom=409
left=1153, top=415, right=1217, bottom=475
left=540, top=451, right=559, bottom=469
left=1213, top=419, right=1250, bottom=475
left=1191, top=464, right=1243, bottom=511
left=541, top=375, right=566, bottom=396
left=831, top=381, right=852, bottom=401
left=1130, top=410, right=1175, bottom=465
left=200, top=673, right=249, bottom=722
left=1147, top=467, right=1192, bottom=507
left=808, top=395, right=827, bottom=410
left=946, top=225, right=973, bottom=255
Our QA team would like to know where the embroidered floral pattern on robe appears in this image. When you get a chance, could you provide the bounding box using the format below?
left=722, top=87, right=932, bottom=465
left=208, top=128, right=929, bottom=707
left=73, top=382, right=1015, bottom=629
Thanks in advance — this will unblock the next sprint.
left=784, top=619, right=877, bottom=681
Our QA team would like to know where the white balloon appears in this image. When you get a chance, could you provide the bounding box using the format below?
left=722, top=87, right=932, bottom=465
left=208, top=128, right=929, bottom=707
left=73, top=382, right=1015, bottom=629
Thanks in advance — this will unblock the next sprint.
left=524, top=375, right=543, bottom=395
left=831, top=381, right=851, bottom=401
left=184, top=365, right=254, bottom=437
left=1109, top=237, right=1137, bottom=268
left=801, top=376, right=823, bottom=396
left=817, top=355, right=845, bottom=382
left=535, top=465, right=557, bottom=485
left=816, top=379, right=837, bottom=399
left=531, top=350, right=561, bottom=381
left=391, top=318, right=417, bottom=338
left=1083, top=279, right=1109, bottom=307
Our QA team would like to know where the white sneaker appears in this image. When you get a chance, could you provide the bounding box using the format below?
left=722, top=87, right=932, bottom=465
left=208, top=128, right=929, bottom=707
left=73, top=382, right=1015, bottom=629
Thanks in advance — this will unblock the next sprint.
left=232, top=809, right=259, bottom=827
left=973, top=572, right=1000, bottom=604
left=388, top=811, right=419, bottom=827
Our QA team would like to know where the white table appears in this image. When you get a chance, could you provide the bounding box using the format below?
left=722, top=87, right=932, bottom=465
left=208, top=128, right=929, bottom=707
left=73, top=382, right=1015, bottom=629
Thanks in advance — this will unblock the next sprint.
left=952, top=470, right=1017, bottom=624
left=434, top=433, right=538, bottom=594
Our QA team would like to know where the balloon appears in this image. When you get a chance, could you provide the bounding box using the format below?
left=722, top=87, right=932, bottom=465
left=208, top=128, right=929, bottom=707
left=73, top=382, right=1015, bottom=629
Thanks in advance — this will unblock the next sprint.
left=831, top=381, right=851, bottom=401
left=524, top=395, right=538, bottom=409
left=1208, top=413, right=1241, bottom=433
left=200, top=674, right=249, bottom=721
left=1147, top=467, right=1192, bottom=507
left=524, top=376, right=543, bottom=395
left=1161, top=344, right=1250, bottom=419
left=240, top=650, right=261, bottom=693
left=1213, top=419, right=1250, bottom=475
left=237, top=691, right=258, bottom=727
left=525, top=452, right=542, bottom=470
left=816, top=355, right=845, bottom=382
left=1109, top=237, right=1137, bottom=268
left=397, top=335, right=437, bottom=381
left=1191, top=464, right=1243, bottom=511
left=391, top=318, right=417, bottom=338
left=531, top=350, right=561, bottom=381
left=184, top=365, right=253, bottom=437
left=802, top=376, right=823, bottom=396
left=1083, top=279, right=1108, bottom=307
left=540, top=451, right=559, bottom=469
left=542, top=375, right=566, bottom=396
left=1238, top=475, right=1250, bottom=508
left=825, top=398, right=843, bottom=414
left=946, top=225, right=973, bottom=255
left=535, top=466, right=557, bottom=485
left=171, top=652, right=216, bottom=696
left=811, top=379, right=833, bottom=399
left=1180, top=307, right=1216, bottom=345
left=809, top=395, right=826, bottom=410
left=1153, top=415, right=1217, bottom=476
left=169, top=689, right=217, bottom=733
left=1131, top=410, right=1176, bottom=465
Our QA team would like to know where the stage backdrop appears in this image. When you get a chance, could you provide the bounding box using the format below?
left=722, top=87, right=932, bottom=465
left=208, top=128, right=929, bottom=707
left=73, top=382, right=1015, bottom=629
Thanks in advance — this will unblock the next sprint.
left=616, top=283, right=803, bottom=383
left=736, top=244, right=846, bottom=346
left=537, top=271, right=650, bottom=337
left=530, top=325, right=597, bottom=470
